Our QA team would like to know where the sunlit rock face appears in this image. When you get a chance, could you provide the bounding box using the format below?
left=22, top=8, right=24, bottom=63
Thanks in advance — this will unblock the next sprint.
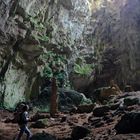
left=88, top=0, right=140, bottom=90
left=4, top=64, right=28, bottom=109
left=0, top=0, right=140, bottom=108
left=119, top=0, right=140, bottom=89
left=0, top=0, right=47, bottom=108
left=0, top=0, right=95, bottom=108
left=47, top=0, right=94, bottom=63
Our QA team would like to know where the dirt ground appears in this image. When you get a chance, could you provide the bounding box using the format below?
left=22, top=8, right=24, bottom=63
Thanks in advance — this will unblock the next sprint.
left=0, top=108, right=140, bottom=140
left=0, top=110, right=91, bottom=140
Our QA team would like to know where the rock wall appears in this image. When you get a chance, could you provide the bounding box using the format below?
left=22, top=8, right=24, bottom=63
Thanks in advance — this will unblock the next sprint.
left=0, top=0, right=140, bottom=108
left=0, top=0, right=94, bottom=108
left=0, top=0, right=48, bottom=108
left=89, top=0, right=140, bottom=90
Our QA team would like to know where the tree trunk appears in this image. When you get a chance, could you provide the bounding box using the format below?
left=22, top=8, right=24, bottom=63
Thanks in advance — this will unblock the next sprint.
left=50, top=77, right=58, bottom=117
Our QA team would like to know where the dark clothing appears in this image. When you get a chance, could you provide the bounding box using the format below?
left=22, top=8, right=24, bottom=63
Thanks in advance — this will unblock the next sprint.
left=18, top=112, right=28, bottom=125
left=16, top=111, right=32, bottom=140
left=16, top=125, right=31, bottom=140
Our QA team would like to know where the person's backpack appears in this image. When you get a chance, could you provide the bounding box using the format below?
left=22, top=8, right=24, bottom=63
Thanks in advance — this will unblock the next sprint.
left=13, top=112, right=23, bottom=124
left=13, top=103, right=26, bottom=123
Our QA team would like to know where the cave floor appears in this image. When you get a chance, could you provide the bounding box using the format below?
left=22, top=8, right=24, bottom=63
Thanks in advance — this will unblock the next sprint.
left=0, top=108, right=140, bottom=140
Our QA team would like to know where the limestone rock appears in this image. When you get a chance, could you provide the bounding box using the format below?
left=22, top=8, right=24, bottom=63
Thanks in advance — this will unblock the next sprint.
left=124, top=97, right=140, bottom=106
left=30, top=132, right=56, bottom=140
left=33, top=88, right=92, bottom=112
left=31, top=119, right=48, bottom=128
left=93, top=106, right=110, bottom=117
left=71, top=126, right=90, bottom=140
left=115, top=112, right=140, bottom=134
left=71, top=104, right=95, bottom=114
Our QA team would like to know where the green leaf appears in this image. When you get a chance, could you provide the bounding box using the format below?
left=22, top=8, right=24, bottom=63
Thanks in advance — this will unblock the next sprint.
left=74, top=63, right=93, bottom=76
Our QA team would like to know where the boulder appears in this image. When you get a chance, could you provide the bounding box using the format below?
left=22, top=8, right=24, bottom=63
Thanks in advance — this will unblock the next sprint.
left=71, top=104, right=95, bottom=113
left=100, top=87, right=121, bottom=100
left=115, top=112, right=140, bottom=134
left=93, top=106, right=110, bottom=117
left=89, top=117, right=102, bottom=126
left=30, top=113, right=50, bottom=122
left=71, top=126, right=90, bottom=140
left=31, top=132, right=56, bottom=140
left=110, top=103, right=120, bottom=110
left=31, top=119, right=48, bottom=128
left=124, top=97, right=140, bottom=106
left=34, top=88, right=92, bottom=112
left=124, top=85, right=134, bottom=92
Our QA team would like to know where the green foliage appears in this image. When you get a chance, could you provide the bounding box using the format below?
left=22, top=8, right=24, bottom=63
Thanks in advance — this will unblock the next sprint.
left=40, top=51, right=67, bottom=87
left=74, top=63, right=93, bottom=76
left=42, top=65, right=53, bottom=78
left=41, top=51, right=66, bottom=68
left=28, top=15, right=49, bottom=43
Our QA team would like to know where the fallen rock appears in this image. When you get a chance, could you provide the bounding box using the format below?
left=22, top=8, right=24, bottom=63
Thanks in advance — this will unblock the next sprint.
left=99, top=84, right=122, bottom=100
left=30, top=132, right=56, bottom=140
left=31, top=119, right=48, bottom=128
left=71, top=126, right=90, bottom=140
left=93, top=106, right=110, bottom=117
left=88, top=117, right=102, bottom=126
left=124, top=85, right=134, bottom=92
left=115, top=112, right=140, bottom=134
left=71, top=104, right=95, bottom=113
left=30, top=113, right=50, bottom=122
left=77, top=104, right=95, bottom=113
left=110, top=103, right=120, bottom=110
left=124, top=97, right=140, bottom=106
left=34, top=88, right=89, bottom=112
